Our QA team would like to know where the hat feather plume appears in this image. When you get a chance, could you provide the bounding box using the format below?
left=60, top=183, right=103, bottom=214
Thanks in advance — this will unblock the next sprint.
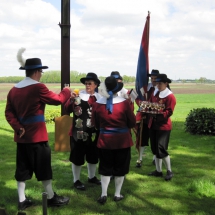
left=17, top=48, right=26, bottom=67
left=98, top=82, right=110, bottom=98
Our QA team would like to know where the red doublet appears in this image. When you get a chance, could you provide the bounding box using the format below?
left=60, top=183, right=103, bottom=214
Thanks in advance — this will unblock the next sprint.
left=149, top=93, right=176, bottom=130
left=91, top=99, right=136, bottom=149
left=5, top=83, right=71, bottom=143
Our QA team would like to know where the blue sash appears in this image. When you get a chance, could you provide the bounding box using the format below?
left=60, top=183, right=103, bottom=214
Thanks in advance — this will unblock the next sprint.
left=19, top=115, right=45, bottom=124
left=100, top=127, right=128, bottom=134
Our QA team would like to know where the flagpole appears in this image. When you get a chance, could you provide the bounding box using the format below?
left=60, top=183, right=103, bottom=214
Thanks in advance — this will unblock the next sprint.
left=135, top=11, right=151, bottom=162
left=135, top=11, right=150, bottom=101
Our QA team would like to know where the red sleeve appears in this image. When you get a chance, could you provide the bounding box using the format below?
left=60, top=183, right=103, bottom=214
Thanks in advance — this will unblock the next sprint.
left=39, top=84, right=71, bottom=105
left=5, top=90, right=23, bottom=133
left=64, top=98, right=74, bottom=114
left=156, top=94, right=176, bottom=123
left=163, top=94, right=176, bottom=119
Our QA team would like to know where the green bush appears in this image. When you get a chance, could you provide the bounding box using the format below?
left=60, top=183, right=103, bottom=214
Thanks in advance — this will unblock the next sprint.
left=185, top=108, right=215, bottom=135
left=45, top=109, right=61, bottom=124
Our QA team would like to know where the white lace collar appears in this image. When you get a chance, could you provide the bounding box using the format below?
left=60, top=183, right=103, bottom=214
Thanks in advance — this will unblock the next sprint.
left=15, top=77, right=39, bottom=88
left=159, top=88, right=172, bottom=98
left=79, top=90, right=103, bottom=101
left=96, top=95, right=125, bottom=104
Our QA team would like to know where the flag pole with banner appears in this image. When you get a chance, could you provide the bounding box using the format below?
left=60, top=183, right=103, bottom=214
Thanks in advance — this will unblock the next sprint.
left=134, top=11, right=150, bottom=158
left=135, top=11, right=150, bottom=101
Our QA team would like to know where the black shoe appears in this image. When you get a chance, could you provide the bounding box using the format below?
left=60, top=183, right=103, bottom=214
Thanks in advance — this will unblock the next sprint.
left=97, top=196, right=107, bottom=204
left=18, top=198, right=33, bottom=210
left=47, top=192, right=70, bottom=207
left=152, top=160, right=155, bottom=165
left=136, top=160, right=142, bottom=168
left=148, top=170, right=163, bottom=177
left=165, top=170, right=174, bottom=181
left=74, top=180, right=86, bottom=190
left=88, top=176, right=101, bottom=185
left=114, top=195, right=124, bottom=202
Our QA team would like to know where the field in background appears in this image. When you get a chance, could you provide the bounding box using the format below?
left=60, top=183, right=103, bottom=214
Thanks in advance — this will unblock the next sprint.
left=0, top=83, right=215, bottom=101
left=1, top=83, right=215, bottom=214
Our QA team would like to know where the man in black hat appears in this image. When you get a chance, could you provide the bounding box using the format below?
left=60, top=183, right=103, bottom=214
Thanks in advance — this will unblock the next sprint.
left=64, top=72, right=102, bottom=190
left=5, top=48, right=71, bottom=210
left=135, top=69, right=159, bottom=167
left=109, top=71, right=135, bottom=181
left=110, top=71, right=129, bottom=99
left=91, top=76, right=136, bottom=204
left=147, top=74, right=176, bottom=181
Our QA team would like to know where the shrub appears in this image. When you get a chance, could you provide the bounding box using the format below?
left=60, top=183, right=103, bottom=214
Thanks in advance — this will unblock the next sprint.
left=45, top=109, right=61, bottom=124
left=185, top=108, right=215, bottom=135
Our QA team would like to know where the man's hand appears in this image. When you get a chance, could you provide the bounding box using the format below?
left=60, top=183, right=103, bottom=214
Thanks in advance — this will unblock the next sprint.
left=70, top=91, right=78, bottom=100
left=64, top=86, right=71, bottom=92
left=19, top=128, right=25, bottom=138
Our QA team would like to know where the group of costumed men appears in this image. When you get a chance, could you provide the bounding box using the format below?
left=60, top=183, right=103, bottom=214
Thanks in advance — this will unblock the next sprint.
left=5, top=48, right=176, bottom=210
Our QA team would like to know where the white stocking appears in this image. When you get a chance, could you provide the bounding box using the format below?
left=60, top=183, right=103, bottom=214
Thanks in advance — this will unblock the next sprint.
left=87, top=163, right=97, bottom=179
left=101, top=175, right=110, bottom=196
left=155, top=157, right=162, bottom=172
left=42, top=180, right=54, bottom=199
left=138, top=146, right=145, bottom=161
left=17, top=181, right=26, bottom=202
left=114, top=176, right=125, bottom=197
left=162, top=155, right=172, bottom=171
left=72, top=163, right=82, bottom=182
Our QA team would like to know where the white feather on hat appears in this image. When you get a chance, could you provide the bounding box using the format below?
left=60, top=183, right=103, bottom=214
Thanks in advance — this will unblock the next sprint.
left=98, top=82, right=110, bottom=98
left=17, top=48, right=26, bottom=67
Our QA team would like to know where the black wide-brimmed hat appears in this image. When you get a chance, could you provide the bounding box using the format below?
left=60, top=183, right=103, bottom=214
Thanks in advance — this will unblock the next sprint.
left=147, top=69, right=159, bottom=77
left=80, top=72, right=101, bottom=85
left=110, top=71, right=123, bottom=80
left=19, top=58, right=48, bottom=70
left=155, top=74, right=172, bottom=83
left=105, top=76, right=123, bottom=94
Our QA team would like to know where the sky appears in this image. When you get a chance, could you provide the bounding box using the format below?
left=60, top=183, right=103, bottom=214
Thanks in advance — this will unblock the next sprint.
left=0, top=0, right=215, bottom=80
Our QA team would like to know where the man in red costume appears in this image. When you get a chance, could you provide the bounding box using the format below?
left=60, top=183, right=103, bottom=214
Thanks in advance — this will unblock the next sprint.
left=148, top=74, right=176, bottom=181
left=5, top=48, right=71, bottom=210
left=135, top=69, right=159, bottom=167
left=92, top=76, right=136, bottom=204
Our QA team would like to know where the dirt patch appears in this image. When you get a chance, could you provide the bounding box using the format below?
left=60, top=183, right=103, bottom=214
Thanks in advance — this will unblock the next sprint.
left=0, top=83, right=215, bottom=101
left=170, top=83, right=215, bottom=94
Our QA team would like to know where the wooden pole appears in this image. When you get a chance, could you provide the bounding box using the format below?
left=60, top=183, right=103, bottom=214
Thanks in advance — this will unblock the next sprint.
left=42, top=192, right=47, bottom=215
left=59, top=0, right=70, bottom=115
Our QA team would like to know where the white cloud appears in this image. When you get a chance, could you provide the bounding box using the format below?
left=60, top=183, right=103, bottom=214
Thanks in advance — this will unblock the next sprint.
left=0, top=0, right=215, bottom=79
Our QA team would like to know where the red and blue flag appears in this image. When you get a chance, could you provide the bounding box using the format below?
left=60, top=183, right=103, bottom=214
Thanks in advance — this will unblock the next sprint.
left=135, top=12, right=150, bottom=101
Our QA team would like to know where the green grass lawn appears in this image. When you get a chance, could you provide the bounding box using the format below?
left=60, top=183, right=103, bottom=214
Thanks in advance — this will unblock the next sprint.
left=0, top=94, right=215, bottom=215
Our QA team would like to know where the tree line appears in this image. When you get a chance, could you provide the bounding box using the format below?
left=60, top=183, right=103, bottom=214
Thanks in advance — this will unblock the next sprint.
left=0, top=71, right=214, bottom=84
left=0, top=71, right=136, bottom=83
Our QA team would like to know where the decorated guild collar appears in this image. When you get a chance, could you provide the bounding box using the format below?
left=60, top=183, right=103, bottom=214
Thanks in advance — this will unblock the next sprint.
left=15, top=77, right=39, bottom=88
left=79, top=90, right=103, bottom=101
left=159, top=88, right=172, bottom=98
